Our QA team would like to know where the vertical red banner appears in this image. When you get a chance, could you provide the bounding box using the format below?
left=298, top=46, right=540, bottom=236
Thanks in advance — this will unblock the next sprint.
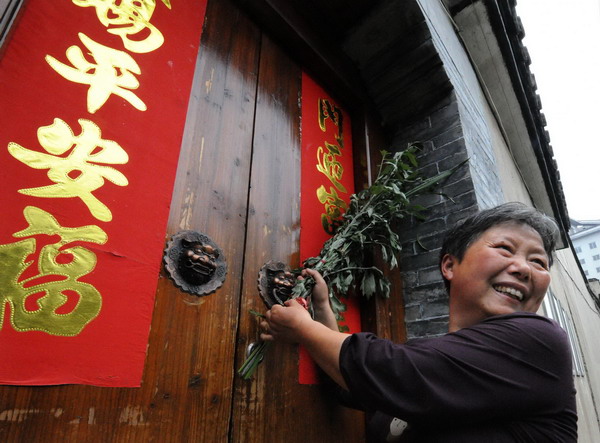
left=299, top=72, right=361, bottom=384
left=0, top=0, right=207, bottom=386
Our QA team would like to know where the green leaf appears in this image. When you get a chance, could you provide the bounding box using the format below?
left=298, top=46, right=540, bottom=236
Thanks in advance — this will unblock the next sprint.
left=390, top=253, right=398, bottom=269
left=360, top=273, right=376, bottom=298
left=369, top=185, right=385, bottom=195
left=330, top=293, right=347, bottom=314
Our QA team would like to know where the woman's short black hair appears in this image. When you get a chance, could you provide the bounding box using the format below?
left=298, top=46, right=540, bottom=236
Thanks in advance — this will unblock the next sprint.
left=439, top=202, right=559, bottom=289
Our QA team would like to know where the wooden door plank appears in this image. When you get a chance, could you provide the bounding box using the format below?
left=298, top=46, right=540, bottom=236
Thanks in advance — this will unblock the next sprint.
left=352, top=115, right=408, bottom=344
left=0, top=0, right=261, bottom=441
left=230, top=34, right=365, bottom=443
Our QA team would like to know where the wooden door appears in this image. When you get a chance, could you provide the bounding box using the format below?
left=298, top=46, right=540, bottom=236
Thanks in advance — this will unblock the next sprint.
left=0, top=0, right=371, bottom=441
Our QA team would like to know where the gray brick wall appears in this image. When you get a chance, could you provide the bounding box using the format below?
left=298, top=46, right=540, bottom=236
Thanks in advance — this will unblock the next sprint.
left=391, top=92, right=478, bottom=338
left=343, top=0, right=505, bottom=339
left=389, top=1, right=506, bottom=338
left=418, top=0, right=505, bottom=209
left=457, top=94, right=505, bottom=210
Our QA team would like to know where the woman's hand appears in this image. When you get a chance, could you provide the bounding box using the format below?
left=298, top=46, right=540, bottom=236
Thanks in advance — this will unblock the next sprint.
left=260, top=295, right=350, bottom=390
left=260, top=299, right=312, bottom=343
left=301, top=268, right=328, bottom=305
left=300, top=268, right=338, bottom=331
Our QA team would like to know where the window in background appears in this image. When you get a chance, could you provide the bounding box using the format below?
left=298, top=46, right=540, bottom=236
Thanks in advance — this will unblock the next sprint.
left=542, top=292, right=585, bottom=377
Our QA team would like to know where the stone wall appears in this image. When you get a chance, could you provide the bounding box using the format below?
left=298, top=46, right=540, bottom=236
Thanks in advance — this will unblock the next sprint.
left=390, top=92, right=476, bottom=337
left=343, top=0, right=510, bottom=338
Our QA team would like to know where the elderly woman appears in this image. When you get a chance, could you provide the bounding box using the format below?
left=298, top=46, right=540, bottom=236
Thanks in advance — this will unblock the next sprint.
left=260, top=203, right=577, bottom=442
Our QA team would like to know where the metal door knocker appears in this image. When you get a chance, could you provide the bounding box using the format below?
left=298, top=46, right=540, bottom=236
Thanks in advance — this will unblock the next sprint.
left=163, top=230, right=227, bottom=296
left=257, top=261, right=297, bottom=308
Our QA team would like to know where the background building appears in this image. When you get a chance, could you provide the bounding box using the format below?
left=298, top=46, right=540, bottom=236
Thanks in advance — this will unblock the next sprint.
left=571, top=219, right=600, bottom=279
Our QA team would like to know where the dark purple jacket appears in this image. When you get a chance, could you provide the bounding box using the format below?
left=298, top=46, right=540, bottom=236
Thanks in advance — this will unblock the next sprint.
left=339, top=313, right=577, bottom=442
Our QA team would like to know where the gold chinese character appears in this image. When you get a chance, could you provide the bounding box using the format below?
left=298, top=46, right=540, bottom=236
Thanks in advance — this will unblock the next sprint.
left=72, top=0, right=170, bottom=53
left=8, top=118, right=129, bottom=222
left=0, top=206, right=107, bottom=336
left=317, top=185, right=348, bottom=235
left=318, top=98, right=344, bottom=147
left=317, top=142, right=347, bottom=193
left=46, top=33, right=146, bottom=113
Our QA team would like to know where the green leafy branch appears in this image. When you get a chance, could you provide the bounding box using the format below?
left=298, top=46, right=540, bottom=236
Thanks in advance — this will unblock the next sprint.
left=292, top=143, right=464, bottom=322
left=239, top=143, right=466, bottom=379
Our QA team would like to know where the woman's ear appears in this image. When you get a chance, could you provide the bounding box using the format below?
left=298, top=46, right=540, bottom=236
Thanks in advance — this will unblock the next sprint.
left=440, top=254, right=456, bottom=282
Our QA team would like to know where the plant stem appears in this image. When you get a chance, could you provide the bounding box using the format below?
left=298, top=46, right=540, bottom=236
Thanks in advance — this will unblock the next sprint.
left=238, top=341, right=271, bottom=380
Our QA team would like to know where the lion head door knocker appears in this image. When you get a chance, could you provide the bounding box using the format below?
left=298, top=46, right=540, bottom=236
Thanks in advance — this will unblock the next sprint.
left=257, top=261, right=298, bottom=308
left=163, top=230, right=227, bottom=296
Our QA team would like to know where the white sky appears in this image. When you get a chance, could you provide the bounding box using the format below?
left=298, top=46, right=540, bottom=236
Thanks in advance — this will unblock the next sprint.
left=516, top=0, right=600, bottom=221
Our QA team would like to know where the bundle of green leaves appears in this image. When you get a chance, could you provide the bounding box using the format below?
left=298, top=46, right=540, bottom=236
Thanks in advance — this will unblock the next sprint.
left=294, top=143, right=462, bottom=323
left=238, top=143, right=464, bottom=379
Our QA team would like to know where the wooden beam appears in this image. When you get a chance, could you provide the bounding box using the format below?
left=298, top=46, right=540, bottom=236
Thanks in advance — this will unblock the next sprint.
left=231, top=0, right=378, bottom=115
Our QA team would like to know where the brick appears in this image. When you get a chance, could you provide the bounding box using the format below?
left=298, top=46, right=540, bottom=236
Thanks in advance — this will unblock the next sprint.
left=422, top=299, right=450, bottom=318
left=416, top=139, right=467, bottom=169
left=440, top=175, right=474, bottom=198
left=431, top=124, right=464, bottom=148
left=415, top=162, right=440, bottom=179
left=409, top=230, right=443, bottom=252
left=411, top=192, right=443, bottom=208
left=415, top=140, right=436, bottom=155
left=440, top=168, right=472, bottom=192
left=406, top=317, right=449, bottom=338
left=400, top=240, right=416, bottom=255
left=429, top=97, right=460, bottom=134
left=398, top=217, right=448, bottom=242
left=393, top=118, right=432, bottom=143
left=402, top=290, right=427, bottom=307
left=402, top=271, right=418, bottom=287
left=446, top=205, right=479, bottom=227
left=434, top=138, right=467, bottom=157
left=418, top=266, right=444, bottom=285
left=401, top=249, right=444, bottom=272
left=432, top=191, right=478, bottom=215
left=436, top=149, right=469, bottom=171
left=419, top=200, right=453, bottom=219
left=404, top=304, right=422, bottom=322
left=400, top=281, right=446, bottom=304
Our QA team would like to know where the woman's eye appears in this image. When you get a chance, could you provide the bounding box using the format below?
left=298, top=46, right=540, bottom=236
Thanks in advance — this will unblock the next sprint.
left=531, top=258, right=548, bottom=269
left=496, top=244, right=512, bottom=252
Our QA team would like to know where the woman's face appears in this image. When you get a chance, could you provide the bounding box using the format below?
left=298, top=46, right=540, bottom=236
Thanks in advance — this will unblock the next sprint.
left=441, top=222, right=551, bottom=331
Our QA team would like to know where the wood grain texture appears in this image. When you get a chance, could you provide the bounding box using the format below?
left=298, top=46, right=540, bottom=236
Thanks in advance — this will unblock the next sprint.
left=354, top=115, right=408, bottom=344
left=230, top=33, right=365, bottom=443
left=0, top=0, right=261, bottom=441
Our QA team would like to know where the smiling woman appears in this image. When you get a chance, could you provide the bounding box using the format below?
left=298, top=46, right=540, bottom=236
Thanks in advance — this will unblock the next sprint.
left=441, top=222, right=552, bottom=331
left=439, top=203, right=558, bottom=332
left=261, top=202, right=577, bottom=442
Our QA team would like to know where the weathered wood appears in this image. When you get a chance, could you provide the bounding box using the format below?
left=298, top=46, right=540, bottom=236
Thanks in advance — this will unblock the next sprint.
left=230, top=34, right=365, bottom=443
left=138, top=0, right=262, bottom=439
left=232, top=0, right=379, bottom=118
left=351, top=114, right=408, bottom=344
left=0, top=0, right=261, bottom=441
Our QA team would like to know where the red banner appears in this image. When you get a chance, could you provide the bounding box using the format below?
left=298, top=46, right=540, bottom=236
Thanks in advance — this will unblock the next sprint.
left=299, top=73, right=361, bottom=384
left=0, top=0, right=207, bottom=386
